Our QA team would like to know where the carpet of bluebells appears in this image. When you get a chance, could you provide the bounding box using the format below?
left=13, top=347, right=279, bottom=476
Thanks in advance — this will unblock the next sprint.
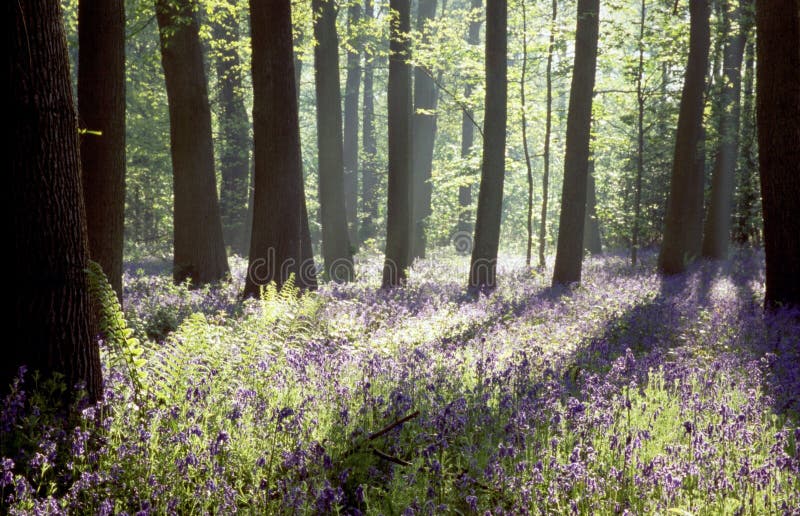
left=2, top=249, right=799, bottom=515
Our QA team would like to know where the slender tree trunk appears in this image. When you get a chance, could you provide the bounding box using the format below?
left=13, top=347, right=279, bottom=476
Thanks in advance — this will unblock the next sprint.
left=658, top=0, right=710, bottom=275
left=244, top=0, right=316, bottom=297
left=411, top=0, right=439, bottom=260
left=539, top=0, right=557, bottom=269
left=78, top=0, right=126, bottom=300
left=383, top=0, right=413, bottom=287
left=360, top=0, right=379, bottom=244
left=584, top=152, right=602, bottom=254
left=8, top=0, right=102, bottom=401
left=313, top=0, right=354, bottom=282
left=468, top=0, right=507, bottom=290
left=631, top=0, right=646, bottom=266
left=734, top=38, right=758, bottom=244
left=457, top=0, right=483, bottom=239
left=212, top=1, right=250, bottom=256
left=343, top=3, right=362, bottom=250
left=755, top=0, right=800, bottom=309
left=521, top=0, right=534, bottom=268
left=702, top=0, right=749, bottom=259
left=552, top=0, right=600, bottom=286
left=156, top=0, right=229, bottom=286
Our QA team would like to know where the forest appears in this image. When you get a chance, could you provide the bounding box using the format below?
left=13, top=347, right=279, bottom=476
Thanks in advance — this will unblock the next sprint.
left=5, top=0, right=800, bottom=513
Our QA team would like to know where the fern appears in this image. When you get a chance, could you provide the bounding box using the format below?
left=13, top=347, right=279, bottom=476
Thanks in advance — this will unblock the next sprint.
left=86, top=261, right=147, bottom=400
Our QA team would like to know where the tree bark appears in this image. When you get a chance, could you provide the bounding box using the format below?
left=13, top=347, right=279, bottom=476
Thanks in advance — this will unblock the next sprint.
left=360, top=0, right=379, bottom=244
left=383, top=0, right=413, bottom=287
left=755, top=0, right=800, bottom=309
left=457, top=0, right=483, bottom=239
left=583, top=155, right=602, bottom=255
left=411, top=0, right=439, bottom=260
left=552, top=0, right=600, bottom=286
left=244, top=0, right=316, bottom=297
left=521, top=0, right=534, bottom=267
left=658, top=0, right=710, bottom=275
left=313, top=0, right=354, bottom=282
left=8, top=0, right=102, bottom=401
left=78, top=0, right=126, bottom=300
left=733, top=38, right=758, bottom=245
left=631, top=0, right=645, bottom=266
left=702, top=0, right=749, bottom=259
left=468, top=0, right=507, bottom=290
left=343, top=3, right=362, bottom=251
left=156, top=0, right=229, bottom=286
left=539, top=0, right=557, bottom=269
left=212, top=1, right=250, bottom=256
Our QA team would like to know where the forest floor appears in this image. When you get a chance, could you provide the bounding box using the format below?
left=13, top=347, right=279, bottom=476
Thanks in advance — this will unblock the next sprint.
left=3, top=249, right=799, bottom=514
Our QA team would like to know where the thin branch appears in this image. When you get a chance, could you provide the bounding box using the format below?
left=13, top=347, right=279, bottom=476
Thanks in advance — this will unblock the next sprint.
left=368, top=410, right=419, bottom=441
left=417, top=66, right=485, bottom=140
left=371, top=447, right=412, bottom=466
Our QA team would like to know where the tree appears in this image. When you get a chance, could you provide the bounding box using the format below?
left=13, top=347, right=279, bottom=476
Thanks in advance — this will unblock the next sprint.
left=552, top=0, right=600, bottom=286
left=360, top=0, right=379, bottom=244
left=584, top=153, right=602, bottom=255
left=733, top=39, right=759, bottom=245
left=343, top=3, right=362, bottom=250
left=211, top=0, right=250, bottom=255
left=8, top=0, right=102, bottom=401
left=631, top=0, right=646, bottom=266
left=411, top=0, right=439, bottom=260
left=244, top=0, right=316, bottom=297
left=383, top=0, right=413, bottom=287
left=539, top=0, right=557, bottom=269
left=521, top=0, right=535, bottom=267
left=658, top=0, right=710, bottom=275
left=468, top=0, right=507, bottom=290
left=701, top=0, right=750, bottom=260
left=755, top=0, right=800, bottom=308
left=78, top=0, right=126, bottom=300
left=156, top=0, right=229, bottom=286
left=313, top=0, right=354, bottom=282
left=457, top=0, right=483, bottom=239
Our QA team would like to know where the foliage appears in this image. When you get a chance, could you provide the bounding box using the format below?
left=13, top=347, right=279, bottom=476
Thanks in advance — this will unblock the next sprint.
left=2, top=251, right=798, bottom=513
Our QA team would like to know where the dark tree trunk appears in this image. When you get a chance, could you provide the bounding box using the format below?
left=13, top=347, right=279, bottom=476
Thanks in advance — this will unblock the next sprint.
left=468, top=0, right=507, bottom=290
left=360, top=0, right=379, bottom=244
left=313, top=0, right=354, bottom=282
left=702, top=0, right=749, bottom=259
left=539, top=0, right=557, bottom=269
left=383, top=0, right=413, bottom=287
left=212, top=1, right=250, bottom=256
left=457, top=0, right=483, bottom=238
left=343, top=3, right=362, bottom=251
left=411, top=0, right=439, bottom=260
left=755, top=0, right=800, bottom=309
left=584, top=156, right=602, bottom=255
left=244, top=0, right=316, bottom=297
left=8, top=0, right=102, bottom=401
left=156, top=0, right=229, bottom=286
left=658, top=0, right=710, bottom=275
left=733, top=38, right=758, bottom=244
left=78, top=0, right=126, bottom=300
left=552, top=0, right=600, bottom=286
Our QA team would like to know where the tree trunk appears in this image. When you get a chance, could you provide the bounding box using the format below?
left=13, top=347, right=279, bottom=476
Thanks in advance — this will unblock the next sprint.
left=156, top=0, right=229, bottom=286
left=360, top=0, right=379, bottom=244
left=658, top=0, right=710, bottom=275
left=343, top=4, right=362, bottom=251
left=701, top=0, right=749, bottom=259
left=8, top=0, right=102, bottom=401
left=383, top=0, right=413, bottom=287
left=212, top=1, right=250, bottom=256
left=733, top=38, right=758, bottom=244
left=411, top=0, right=439, bottom=260
left=755, top=0, right=800, bottom=309
left=457, top=0, right=483, bottom=239
left=631, top=0, right=645, bottom=266
left=244, top=0, right=316, bottom=297
left=468, top=0, right=507, bottom=290
left=313, top=0, right=354, bottom=282
left=552, top=0, right=600, bottom=286
left=521, top=0, right=534, bottom=267
left=584, top=155, right=603, bottom=255
left=78, top=0, right=126, bottom=300
left=539, top=0, right=557, bottom=269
